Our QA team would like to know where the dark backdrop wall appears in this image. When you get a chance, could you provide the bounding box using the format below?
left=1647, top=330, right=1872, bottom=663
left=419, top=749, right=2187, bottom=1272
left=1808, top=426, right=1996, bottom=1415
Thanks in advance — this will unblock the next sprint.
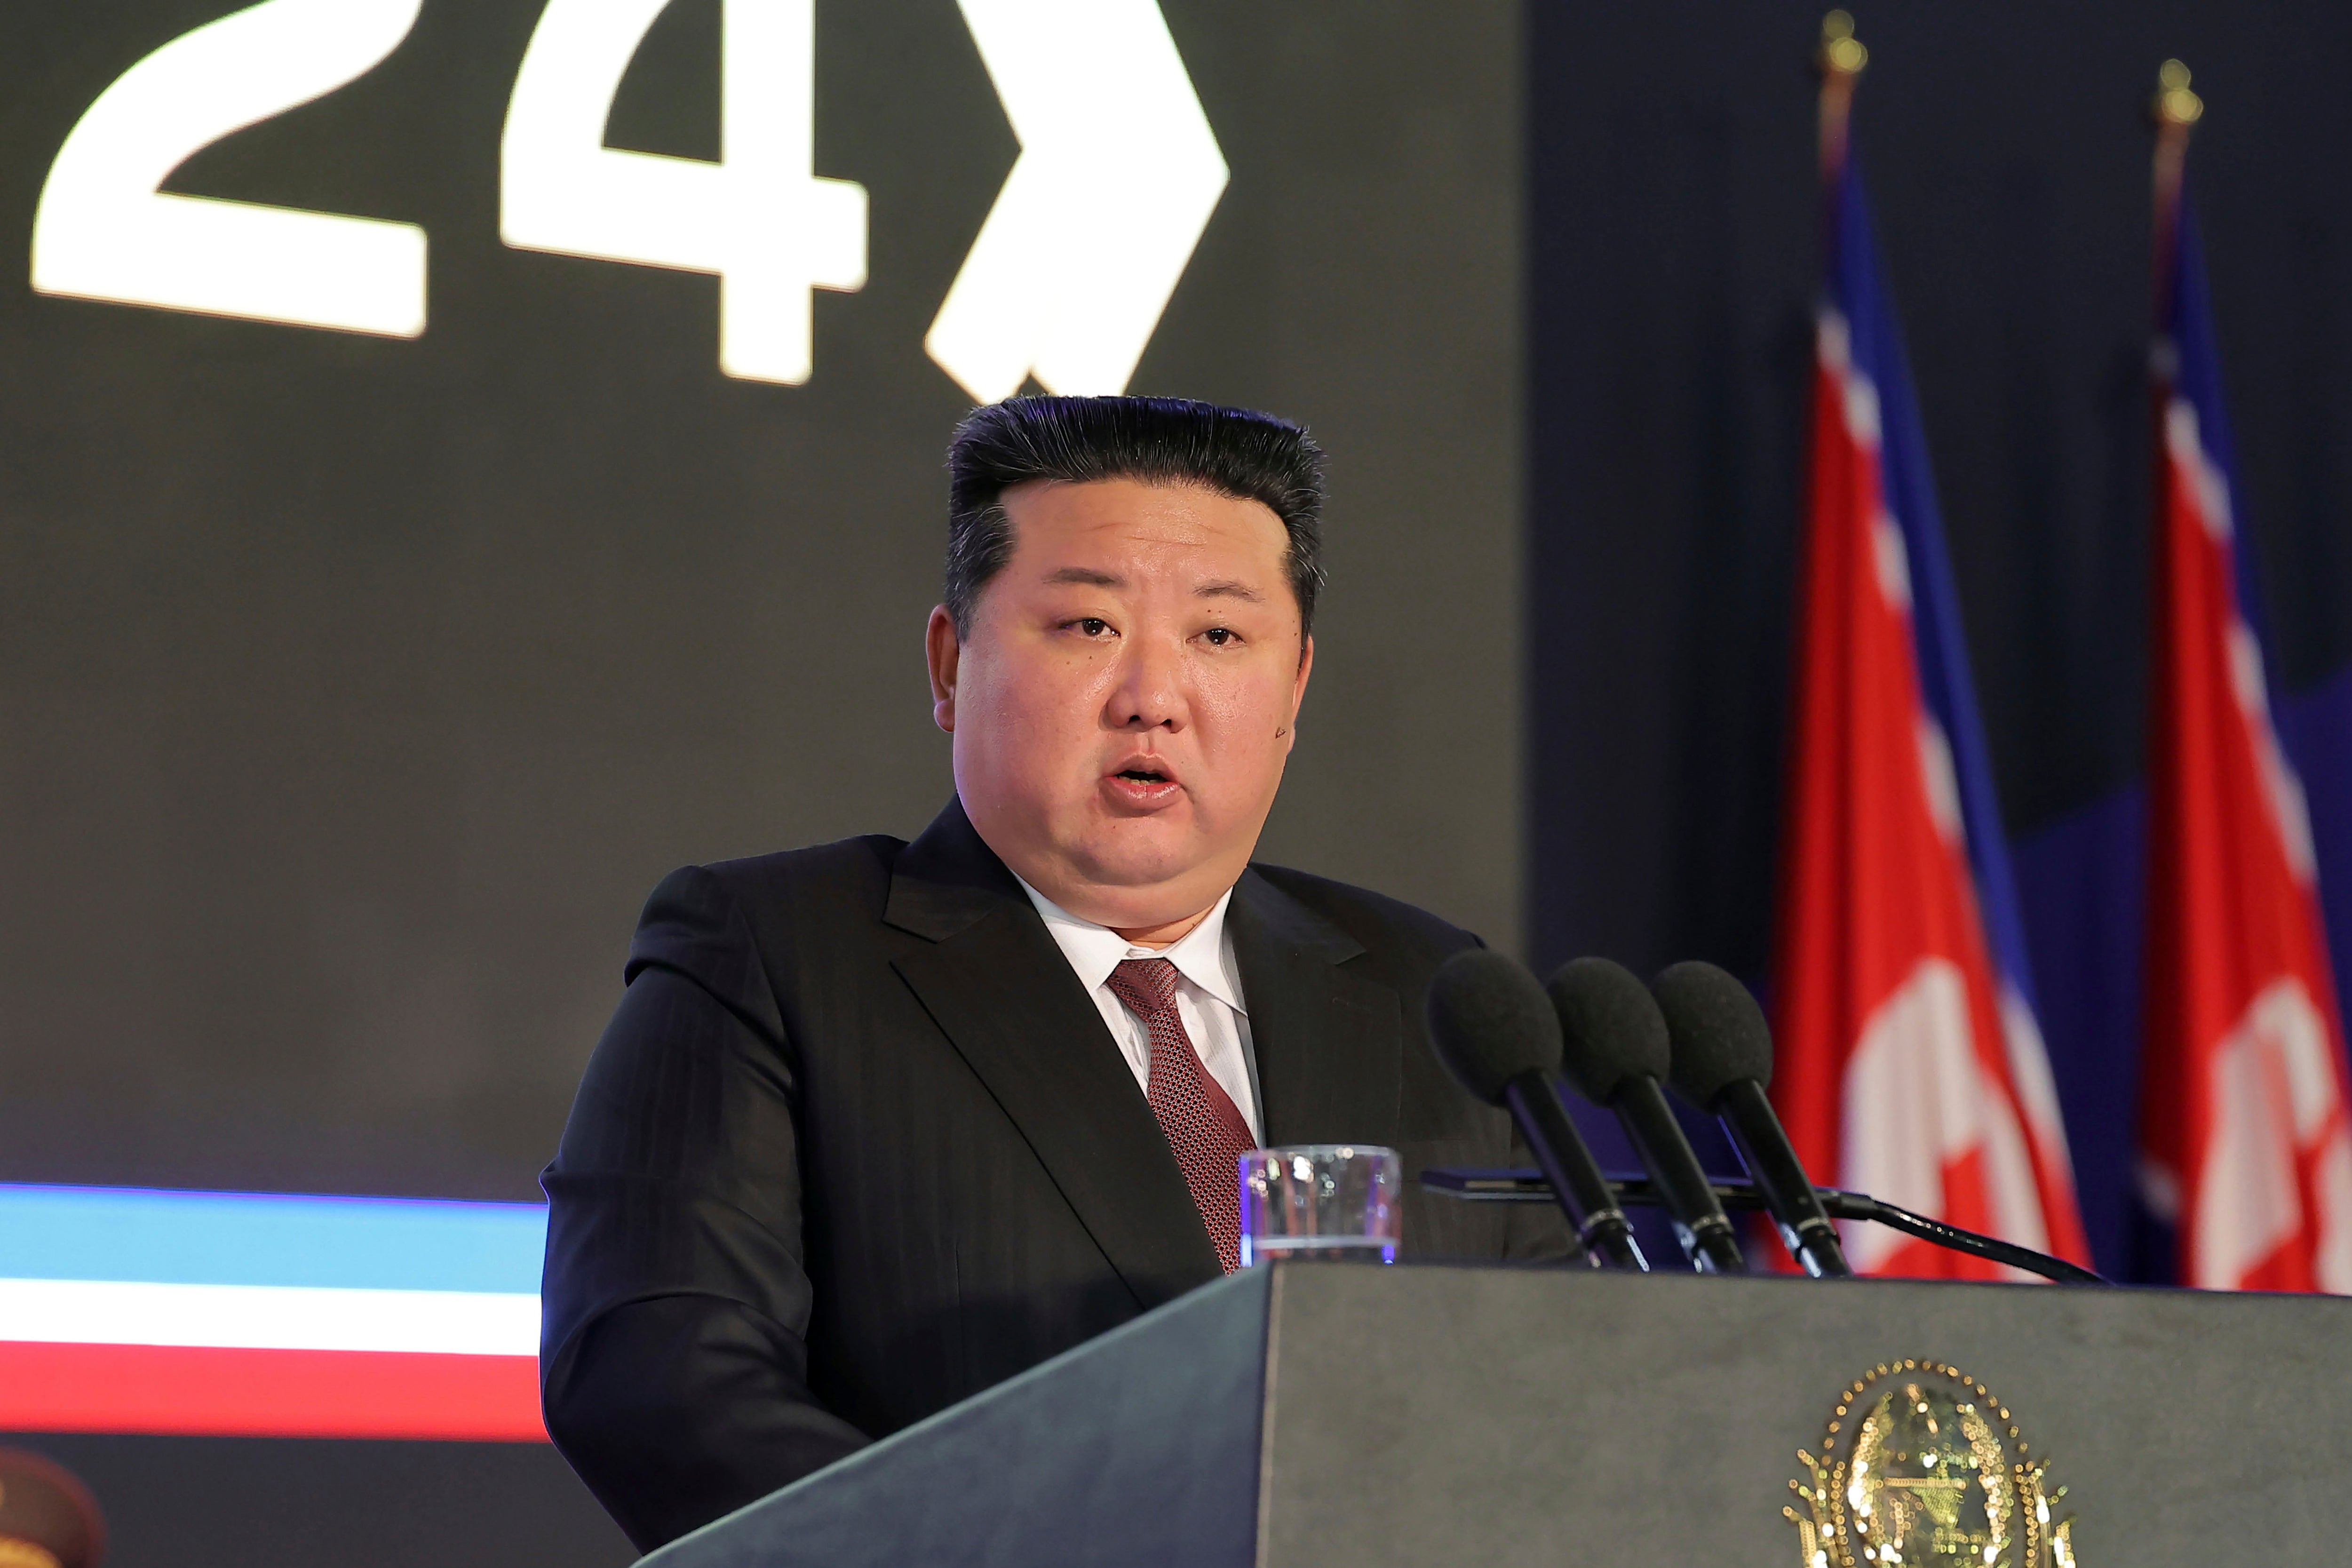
left=1528, top=0, right=2352, bottom=1274
left=2, top=3, right=1525, bottom=1562
left=0, top=0, right=1524, bottom=1208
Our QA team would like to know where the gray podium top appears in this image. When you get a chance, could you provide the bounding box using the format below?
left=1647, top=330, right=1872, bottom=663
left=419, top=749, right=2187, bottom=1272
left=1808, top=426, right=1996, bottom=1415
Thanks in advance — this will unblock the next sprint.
left=644, top=1262, right=2352, bottom=1567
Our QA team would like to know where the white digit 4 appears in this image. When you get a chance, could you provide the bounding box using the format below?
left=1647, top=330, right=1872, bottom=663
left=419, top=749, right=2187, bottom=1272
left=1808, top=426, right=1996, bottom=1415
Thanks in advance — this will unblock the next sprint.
left=31, top=0, right=429, bottom=338
left=501, top=0, right=866, bottom=385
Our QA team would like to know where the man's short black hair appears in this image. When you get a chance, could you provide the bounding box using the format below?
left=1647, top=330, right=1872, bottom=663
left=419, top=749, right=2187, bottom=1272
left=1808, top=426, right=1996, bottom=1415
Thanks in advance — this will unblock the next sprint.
left=945, top=395, right=1326, bottom=639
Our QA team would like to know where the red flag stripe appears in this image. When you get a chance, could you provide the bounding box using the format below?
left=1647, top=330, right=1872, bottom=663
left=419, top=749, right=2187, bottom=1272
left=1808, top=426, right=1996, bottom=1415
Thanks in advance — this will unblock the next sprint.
left=0, top=1341, right=546, bottom=1441
left=1774, top=312, right=2088, bottom=1277
left=2142, top=385, right=2352, bottom=1292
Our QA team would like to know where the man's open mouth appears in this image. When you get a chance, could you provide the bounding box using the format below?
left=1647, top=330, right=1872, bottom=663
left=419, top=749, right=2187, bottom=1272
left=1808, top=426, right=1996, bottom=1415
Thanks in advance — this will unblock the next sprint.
left=1104, top=758, right=1182, bottom=801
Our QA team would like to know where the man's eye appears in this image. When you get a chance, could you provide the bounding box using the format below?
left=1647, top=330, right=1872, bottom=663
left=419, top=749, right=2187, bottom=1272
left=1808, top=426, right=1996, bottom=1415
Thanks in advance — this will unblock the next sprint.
left=1202, top=627, right=1238, bottom=646
left=1073, top=618, right=1112, bottom=637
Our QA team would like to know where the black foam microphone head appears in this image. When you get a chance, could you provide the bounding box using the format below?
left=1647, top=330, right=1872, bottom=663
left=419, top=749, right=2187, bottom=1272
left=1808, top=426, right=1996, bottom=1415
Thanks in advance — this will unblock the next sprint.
left=1546, top=956, right=1671, bottom=1105
left=1652, top=960, right=1775, bottom=1107
left=1424, top=948, right=1564, bottom=1106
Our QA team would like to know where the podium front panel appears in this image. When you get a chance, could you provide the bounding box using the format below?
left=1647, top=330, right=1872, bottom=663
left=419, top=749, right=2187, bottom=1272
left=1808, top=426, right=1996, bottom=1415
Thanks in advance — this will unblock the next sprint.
left=1259, top=1264, right=2347, bottom=1565
left=646, top=1261, right=2351, bottom=1566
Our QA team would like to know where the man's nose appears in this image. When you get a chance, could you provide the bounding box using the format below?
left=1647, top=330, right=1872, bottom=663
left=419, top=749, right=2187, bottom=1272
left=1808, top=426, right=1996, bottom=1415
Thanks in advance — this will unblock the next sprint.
left=1106, top=633, right=1186, bottom=730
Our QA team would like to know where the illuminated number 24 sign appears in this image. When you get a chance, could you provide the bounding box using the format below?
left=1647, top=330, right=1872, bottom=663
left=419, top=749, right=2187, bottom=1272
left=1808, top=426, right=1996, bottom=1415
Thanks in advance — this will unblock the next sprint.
left=27, top=0, right=1228, bottom=400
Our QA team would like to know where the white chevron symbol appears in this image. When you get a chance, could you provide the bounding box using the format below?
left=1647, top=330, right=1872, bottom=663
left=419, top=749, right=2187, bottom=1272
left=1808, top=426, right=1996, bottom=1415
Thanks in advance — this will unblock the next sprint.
left=925, top=0, right=1229, bottom=402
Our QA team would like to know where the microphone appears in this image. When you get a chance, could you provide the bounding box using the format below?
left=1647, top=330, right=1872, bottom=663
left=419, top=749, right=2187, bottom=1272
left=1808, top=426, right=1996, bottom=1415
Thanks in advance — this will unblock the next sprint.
left=1547, top=957, right=1745, bottom=1274
left=1652, top=961, right=1853, bottom=1278
left=1425, top=949, right=1647, bottom=1270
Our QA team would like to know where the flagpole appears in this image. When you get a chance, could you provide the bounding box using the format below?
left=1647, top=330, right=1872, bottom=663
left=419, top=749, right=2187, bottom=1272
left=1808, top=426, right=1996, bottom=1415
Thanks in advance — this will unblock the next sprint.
left=1817, top=11, right=1867, bottom=185
left=2151, top=60, right=2203, bottom=322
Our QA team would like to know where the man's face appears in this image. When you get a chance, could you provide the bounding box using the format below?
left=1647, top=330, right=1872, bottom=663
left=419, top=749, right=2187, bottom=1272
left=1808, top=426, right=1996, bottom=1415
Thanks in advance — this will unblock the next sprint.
left=926, top=477, right=1313, bottom=934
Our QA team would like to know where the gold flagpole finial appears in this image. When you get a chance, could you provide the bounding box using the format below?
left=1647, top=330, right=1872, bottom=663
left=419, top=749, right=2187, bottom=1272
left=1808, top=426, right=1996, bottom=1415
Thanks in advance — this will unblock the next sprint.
left=2155, top=59, right=2203, bottom=126
left=1817, top=12, right=1867, bottom=180
left=2151, top=61, right=2200, bottom=305
left=1821, top=11, right=1868, bottom=78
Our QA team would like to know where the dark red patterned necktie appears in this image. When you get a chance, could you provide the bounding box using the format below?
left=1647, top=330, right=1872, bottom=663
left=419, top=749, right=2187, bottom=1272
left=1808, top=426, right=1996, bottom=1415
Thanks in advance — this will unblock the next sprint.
left=1105, top=957, right=1255, bottom=1273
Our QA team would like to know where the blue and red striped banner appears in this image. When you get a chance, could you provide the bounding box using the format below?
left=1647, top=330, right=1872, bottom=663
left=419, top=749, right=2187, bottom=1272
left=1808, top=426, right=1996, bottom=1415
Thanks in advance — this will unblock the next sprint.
left=0, top=1184, right=546, bottom=1440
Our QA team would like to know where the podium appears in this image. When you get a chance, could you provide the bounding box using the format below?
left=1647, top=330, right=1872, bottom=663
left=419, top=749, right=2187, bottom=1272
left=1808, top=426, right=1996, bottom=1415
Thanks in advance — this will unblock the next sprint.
left=644, top=1263, right=2351, bottom=1567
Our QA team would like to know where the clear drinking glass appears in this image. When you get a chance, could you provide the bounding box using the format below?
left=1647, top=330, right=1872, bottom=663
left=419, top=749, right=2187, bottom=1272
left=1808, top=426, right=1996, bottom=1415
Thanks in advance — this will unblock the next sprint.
left=1237, top=1144, right=1402, bottom=1266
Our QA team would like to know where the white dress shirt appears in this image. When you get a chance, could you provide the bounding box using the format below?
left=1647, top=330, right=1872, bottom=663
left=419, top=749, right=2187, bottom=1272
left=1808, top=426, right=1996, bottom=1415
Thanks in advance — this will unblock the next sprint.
left=1014, top=877, right=1263, bottom=1142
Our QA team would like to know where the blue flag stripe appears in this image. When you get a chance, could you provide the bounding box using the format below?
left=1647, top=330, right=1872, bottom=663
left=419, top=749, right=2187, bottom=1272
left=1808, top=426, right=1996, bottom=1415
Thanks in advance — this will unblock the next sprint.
left=0, top=1183, right=546, bottom=1295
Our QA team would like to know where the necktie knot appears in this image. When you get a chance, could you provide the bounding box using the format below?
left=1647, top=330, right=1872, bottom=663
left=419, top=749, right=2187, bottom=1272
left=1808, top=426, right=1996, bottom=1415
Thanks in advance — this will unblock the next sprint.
left=1106, top=956, right=1181, bottom=1019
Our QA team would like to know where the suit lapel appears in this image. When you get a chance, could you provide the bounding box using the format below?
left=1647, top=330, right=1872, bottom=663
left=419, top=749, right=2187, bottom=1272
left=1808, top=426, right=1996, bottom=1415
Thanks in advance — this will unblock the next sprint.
left=884, top=800, right=1221, bottom=1310
left=1228, top=870, right=1403, bottom=1150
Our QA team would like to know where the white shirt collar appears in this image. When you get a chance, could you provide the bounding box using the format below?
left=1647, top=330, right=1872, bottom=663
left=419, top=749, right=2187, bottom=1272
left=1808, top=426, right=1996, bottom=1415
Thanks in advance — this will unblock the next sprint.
left=1014, top=877, right=1248, bottom=1017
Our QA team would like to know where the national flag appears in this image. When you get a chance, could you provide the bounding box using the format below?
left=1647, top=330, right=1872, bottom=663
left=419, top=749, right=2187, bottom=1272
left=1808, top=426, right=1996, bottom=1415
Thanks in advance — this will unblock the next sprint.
left=0, top=1183, right=548, bottom=1440
left=1771, top=96, right=2089, bottom=1275
left=2137, top=124, right=2352, bottom=1291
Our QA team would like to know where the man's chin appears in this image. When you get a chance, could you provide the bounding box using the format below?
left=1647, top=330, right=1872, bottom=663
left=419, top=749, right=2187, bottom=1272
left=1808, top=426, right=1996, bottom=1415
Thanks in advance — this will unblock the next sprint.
left=1049, top=827, right=1237, bottom=913
left=1065, top=844, right=1199, bottom=892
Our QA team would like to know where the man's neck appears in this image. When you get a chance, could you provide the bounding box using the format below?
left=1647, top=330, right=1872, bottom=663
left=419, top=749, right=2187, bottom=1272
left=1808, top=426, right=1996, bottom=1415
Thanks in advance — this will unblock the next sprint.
left=1110, top=907, right=1214, bottom=950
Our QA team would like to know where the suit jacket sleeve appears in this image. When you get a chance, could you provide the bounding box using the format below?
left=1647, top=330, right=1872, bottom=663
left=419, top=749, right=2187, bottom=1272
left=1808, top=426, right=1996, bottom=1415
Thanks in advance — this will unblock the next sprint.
left=540, top=864, right=869, bottom=1552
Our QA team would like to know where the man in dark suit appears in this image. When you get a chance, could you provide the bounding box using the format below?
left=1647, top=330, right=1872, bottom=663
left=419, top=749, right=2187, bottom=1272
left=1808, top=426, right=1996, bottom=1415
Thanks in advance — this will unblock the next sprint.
left=540, top=396, right=1569, bottom=1551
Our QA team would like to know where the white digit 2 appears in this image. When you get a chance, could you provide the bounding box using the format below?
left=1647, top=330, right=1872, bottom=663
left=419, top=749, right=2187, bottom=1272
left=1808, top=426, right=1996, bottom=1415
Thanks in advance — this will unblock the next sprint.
left=501, top=0, right=866, bottom=385
left=30, top=0, right=428, bottom=338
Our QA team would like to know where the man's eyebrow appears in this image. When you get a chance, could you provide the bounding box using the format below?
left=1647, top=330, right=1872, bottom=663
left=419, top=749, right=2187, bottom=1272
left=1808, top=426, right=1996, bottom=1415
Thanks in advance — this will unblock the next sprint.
left=1043, top=566, right=1123, bottom=587
left=1195, top=580, right=1264, bottom=602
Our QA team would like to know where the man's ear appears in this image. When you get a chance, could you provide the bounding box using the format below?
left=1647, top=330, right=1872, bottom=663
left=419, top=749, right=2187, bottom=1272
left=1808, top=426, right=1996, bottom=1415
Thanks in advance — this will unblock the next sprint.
left=926, top=606, right=961, bottom=733
left=1284, top=634, right=1314, bottom=745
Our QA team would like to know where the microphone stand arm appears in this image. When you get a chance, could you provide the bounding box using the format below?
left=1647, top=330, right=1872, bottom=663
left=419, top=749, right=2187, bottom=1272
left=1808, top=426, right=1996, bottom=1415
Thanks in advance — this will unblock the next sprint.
left=1619, top=1173, right=2105, bottom=1284
left=1421, top=1168, right=2108, bottom=1286
left=1826, top=1192, right=2106, bottom=1286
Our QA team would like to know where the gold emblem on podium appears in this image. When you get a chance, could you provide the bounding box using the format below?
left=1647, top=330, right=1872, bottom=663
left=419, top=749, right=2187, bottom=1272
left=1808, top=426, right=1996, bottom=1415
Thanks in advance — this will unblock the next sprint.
left=1787, top=1359, right=2077, bottom=1567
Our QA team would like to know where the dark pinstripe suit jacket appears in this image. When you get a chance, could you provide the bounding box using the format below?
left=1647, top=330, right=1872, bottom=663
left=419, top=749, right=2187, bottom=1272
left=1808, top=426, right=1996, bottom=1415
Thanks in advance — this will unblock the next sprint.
left=539, top=797, right=1569, bottom=1550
